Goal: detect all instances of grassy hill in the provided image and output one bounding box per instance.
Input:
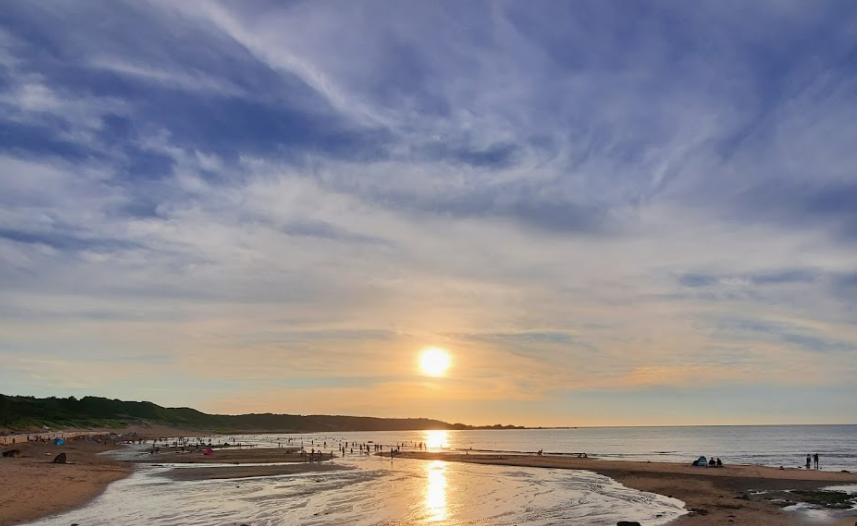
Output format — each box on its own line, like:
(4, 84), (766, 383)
(0, 394), (522, 433)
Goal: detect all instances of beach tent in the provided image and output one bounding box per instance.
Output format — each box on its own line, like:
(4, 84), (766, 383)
(203, 447), (214, 456)
(53, 438), (65, 446)
(692, 456), (707, 466)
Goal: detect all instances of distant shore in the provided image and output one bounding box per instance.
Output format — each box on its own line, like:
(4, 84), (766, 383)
(392, 451), (857, 525)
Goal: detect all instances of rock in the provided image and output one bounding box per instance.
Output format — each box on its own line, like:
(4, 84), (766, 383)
(617, 522), (642, 526)
(2, 449), (21, 458)
(53, 453), (67, 464)
(791, 490), (855, 510)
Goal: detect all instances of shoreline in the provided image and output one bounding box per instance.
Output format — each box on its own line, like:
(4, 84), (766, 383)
(4, 437), (857, 526)
(0, 424), (205, 526)
(391, 452), (857, 525)
(0, 440), (131, 526)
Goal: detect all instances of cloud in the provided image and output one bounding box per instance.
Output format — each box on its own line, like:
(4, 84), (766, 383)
(1, 1), (857, 424)
(679, 269), (821, 288)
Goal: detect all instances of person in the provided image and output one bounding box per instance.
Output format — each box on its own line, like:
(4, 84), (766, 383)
(708, 457), (716, 466)
(716, 458), (723, 466)
(805, 454), (811, 469)
(813, 453), (819, 470)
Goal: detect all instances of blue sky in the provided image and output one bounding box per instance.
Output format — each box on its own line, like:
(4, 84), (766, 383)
(1, 1), (856, 425)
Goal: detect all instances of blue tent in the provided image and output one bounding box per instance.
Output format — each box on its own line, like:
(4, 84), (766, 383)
(53, 438), (65, 446)
(691, 456), (707, 466)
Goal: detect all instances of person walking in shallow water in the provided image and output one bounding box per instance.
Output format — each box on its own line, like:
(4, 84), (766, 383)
(813, 453), (819, 470)
(805, 454), (811, 469)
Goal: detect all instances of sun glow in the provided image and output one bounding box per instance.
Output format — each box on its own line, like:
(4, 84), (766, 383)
(424, 429), (449, 450)
(419, 348), (451, 377)
(424, 460), (448, 522)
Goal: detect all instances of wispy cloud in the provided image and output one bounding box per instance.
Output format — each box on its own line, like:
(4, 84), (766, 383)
(1, 0), (856, 425)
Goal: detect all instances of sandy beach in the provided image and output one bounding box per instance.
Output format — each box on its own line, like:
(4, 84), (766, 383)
(162, 463), (350, 481)
(0, 439), (131, 526)
(139, 447), (346, 480)
(135, 447), (335, 464)
(393, 452), (857, 525)
(5, 437), (857, 526)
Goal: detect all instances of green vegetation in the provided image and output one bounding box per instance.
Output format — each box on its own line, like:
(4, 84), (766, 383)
(0, 394), (523, 433)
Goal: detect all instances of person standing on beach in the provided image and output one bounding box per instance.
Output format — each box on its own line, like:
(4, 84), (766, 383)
(805, 454), (811, 469)
(813, 453), (819, 469)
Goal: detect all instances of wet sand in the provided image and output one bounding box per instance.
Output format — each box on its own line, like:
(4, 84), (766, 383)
(135, 447), (336, 464)
(0, 440), (131, 526)
(394, 452), (857, 525)
(5, 438), (857, 526)
(137, 447), (346, 480)
(162, 463), (350, 481)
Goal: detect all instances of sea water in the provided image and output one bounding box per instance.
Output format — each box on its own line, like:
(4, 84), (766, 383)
(22, 425), (857, 525)
(257, 425), (857, 470)
(25, 454), (685, 526)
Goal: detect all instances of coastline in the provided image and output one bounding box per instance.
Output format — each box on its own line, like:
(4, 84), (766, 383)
(392, 452), (857, 525)
(0, 439), (131, 526)
(4, 436), (857, 526)
(0, 424), (202, 526)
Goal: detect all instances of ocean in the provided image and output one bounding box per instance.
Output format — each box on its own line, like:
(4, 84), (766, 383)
(23, 425), (857, 526)
(327, 425), (857, 471)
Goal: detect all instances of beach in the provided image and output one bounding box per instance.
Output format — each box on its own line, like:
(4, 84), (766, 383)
(0, 439), (131, 526)
(394, 451), (857, 525)
(0, 441), (350, 525)
(4, 433), (857, 525)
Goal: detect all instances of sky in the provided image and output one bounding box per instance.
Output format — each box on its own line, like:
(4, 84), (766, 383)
(1, 1), (856, 427)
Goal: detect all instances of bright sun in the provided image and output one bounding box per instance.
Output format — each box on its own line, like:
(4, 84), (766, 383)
(420, 348), (451, 377)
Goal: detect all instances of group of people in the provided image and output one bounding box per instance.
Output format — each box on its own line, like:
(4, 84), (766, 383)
(691, 456), (723, 467)
(805, 453), (820, 470)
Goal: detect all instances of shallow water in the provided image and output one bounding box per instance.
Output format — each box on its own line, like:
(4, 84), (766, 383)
(23, 425), (857, 525)
(242, 425), (857, 471)
(26, 455), (686, 526)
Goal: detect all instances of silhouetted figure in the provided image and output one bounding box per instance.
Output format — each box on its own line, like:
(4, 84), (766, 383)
(716, 458), (722, 466)
(806, 454), (811, 469)
(813, 453), (819, 470)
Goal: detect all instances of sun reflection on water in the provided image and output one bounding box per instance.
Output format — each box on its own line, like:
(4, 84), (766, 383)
(424, 460), (448, 522)
(424, 429), (449, 450)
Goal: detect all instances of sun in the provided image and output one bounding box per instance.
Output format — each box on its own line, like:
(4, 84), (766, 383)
(420, 348), (451, 377)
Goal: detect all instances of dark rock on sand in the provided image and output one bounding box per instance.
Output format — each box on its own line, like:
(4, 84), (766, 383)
(2, 449), (22, 457)
(53, 452), (67, 464)
(790, 490), (856, 510)
(617, 522), (642, 526)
